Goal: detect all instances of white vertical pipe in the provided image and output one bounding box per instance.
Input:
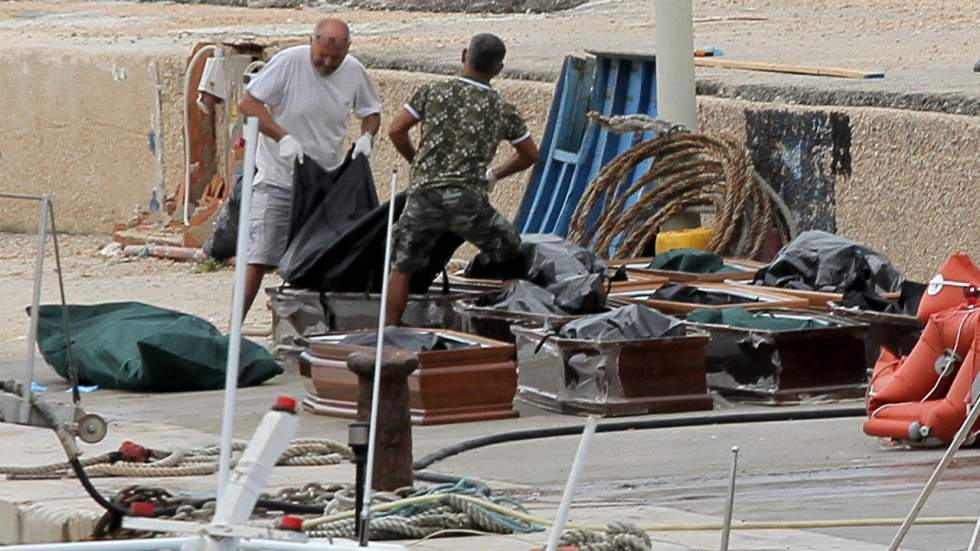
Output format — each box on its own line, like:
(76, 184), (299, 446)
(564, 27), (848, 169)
(655, 0), (698, 130)
(720, 446), (739, 551)
(545, 415), (599, 551)
(216, 116), (259, 501)
(359, 170), (400, 546)
(20, 196), (48, 424)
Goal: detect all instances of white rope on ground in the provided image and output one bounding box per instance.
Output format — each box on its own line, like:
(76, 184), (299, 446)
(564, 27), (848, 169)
(0, 438), (351, 478)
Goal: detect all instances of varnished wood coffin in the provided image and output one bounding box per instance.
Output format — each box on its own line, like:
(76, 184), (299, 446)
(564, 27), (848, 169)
(300, 330), (519, 425)
(511, 325), (714, 416)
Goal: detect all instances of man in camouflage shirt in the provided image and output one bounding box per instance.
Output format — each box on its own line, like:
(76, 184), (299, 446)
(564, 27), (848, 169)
(386, 33), (539, 325)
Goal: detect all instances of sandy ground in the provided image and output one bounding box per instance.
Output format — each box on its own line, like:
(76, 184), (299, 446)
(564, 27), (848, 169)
(0, 0), (976, 99)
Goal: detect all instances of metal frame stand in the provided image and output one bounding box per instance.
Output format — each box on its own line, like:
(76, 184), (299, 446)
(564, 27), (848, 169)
(1, 120), (406, 551)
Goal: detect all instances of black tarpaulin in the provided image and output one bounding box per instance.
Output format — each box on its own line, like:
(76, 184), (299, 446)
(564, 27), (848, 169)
(478, 280), (567, 314)
(652, 283), (759, 306)
(282, 190), (464, 294)
(752, 230), (902, 294)
(547, 273), (607, 313)
(464, 234), (607, 286)
(557, 305), (685, 341)
(843, 280), (926, 316)
(340, 326), (475, 351)
(279, 153), (379, 286)
(203, 167), (245, 261)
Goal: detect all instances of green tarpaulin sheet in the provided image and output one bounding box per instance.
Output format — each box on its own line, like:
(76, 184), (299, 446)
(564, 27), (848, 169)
(687, 307), (828, 331)
(33, 302), (283, 392)
(648, 249), (744, 274)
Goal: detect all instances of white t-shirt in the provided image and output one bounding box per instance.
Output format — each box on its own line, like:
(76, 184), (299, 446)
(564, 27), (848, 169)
(247, 46), (382, 188)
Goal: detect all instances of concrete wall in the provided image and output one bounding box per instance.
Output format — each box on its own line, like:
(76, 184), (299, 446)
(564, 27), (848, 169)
(3, 45), (978, 280)
(0, 46), (190, 233)
(699, 97), (980, 280)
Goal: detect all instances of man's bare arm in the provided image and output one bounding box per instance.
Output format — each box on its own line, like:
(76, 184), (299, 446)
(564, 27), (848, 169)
(490, 137), (539, 181)
(388, 109), (420, 164)
(238, 92), (288, 142)
(360, 112), (381, 138)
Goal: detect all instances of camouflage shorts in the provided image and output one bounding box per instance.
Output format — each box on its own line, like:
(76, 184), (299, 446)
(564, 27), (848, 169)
(391, 186), (520, 273)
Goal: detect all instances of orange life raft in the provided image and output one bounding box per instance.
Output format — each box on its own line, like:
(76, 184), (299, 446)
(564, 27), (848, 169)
(864, 254), (980, 445)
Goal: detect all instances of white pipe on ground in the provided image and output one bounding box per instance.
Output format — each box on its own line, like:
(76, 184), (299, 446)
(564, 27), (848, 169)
(655, 0), (698, 130)
(545, 415), (599, 551)
(216, 116), (259, 502)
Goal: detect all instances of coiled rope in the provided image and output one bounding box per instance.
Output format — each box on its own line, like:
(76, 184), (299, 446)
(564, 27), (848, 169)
(567, 113), (796, 260)
(0, 438), (350, 478)
(560, 521), (653, 551)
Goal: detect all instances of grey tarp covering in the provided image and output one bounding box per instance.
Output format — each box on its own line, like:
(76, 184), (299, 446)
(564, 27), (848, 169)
(752, 230), (902, 294)
(33, 302), (282, 392)
(479, 280), (567, 315)
(557, 304), (685, 341)
(652, 283), (760, 306)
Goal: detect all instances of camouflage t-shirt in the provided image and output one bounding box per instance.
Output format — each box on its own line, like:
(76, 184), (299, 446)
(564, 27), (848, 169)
(405, 77), (530, 191)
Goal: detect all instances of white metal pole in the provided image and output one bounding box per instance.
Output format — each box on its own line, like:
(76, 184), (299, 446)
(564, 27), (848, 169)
(21, 195), (49, 423)
(359, 170), (399, 546)
(545, 415), (599, 551)
(655, 0), (698, 130)
(720, 446), (740, 551)
(968, 508), (980, 551)
(889, 394), (980, 550)
(217, 116), (259, 501)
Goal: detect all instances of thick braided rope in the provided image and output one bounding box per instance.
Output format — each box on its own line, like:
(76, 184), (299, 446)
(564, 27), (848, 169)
(567, 129), (780, 260)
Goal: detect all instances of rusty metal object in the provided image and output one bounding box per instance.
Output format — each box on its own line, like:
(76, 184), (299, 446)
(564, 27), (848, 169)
(347, 350), (417, 492)
(686, 308), (869, 402)
(511, 325), (713, 416)
(301, 330), (518, 425)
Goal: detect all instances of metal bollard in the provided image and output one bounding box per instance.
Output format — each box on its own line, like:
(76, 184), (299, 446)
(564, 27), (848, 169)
(347, 350), (419, 491)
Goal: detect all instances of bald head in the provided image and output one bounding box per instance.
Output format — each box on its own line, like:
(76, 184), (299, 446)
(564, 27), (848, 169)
(314, 19), (350, 45)
(310, 19), (350, 76)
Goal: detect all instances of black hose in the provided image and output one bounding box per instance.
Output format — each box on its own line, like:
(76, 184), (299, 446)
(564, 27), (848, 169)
(413, 405), (866, 470)
(256, 499), (325, 515)
(70, 457), (130, 517)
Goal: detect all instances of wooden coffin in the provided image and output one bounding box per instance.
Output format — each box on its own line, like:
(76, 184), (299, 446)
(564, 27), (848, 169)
(453, 299), (605, 343)
(511, 325), (713, 416)
(727, 280), (902, 311)
(609, 282), (809, 314)
(267, 287), (483, 362)
(685, 309), (869, 402)
(828, 302), (925, 372)
(608, 257), (765, 283)
(445, 268), (666, 293)
(300, 329), (518, 425)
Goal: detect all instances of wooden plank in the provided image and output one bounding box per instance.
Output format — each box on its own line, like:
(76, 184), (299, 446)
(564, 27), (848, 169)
(695, 58), (884, 79)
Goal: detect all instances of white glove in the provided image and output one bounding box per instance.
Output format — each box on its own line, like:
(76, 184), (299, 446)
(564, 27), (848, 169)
(353, 133), (374, 159)
(277, 135), (304, 165)
(485, 167), (498, 194)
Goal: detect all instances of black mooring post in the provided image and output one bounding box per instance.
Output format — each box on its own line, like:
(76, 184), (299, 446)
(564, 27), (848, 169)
(348, 422), (369, 543)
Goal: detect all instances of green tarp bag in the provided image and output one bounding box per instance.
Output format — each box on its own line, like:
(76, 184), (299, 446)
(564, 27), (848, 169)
(33, 302), (283, 392)
(648, 248), (743, 274)
(687, 307), (828, 331)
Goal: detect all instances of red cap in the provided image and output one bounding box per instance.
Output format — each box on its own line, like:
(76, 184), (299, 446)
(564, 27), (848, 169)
(234, 137), (246, 148)
(279, 515), (304, 531)
(273, 395), (297, 414)
(129, 502), (156, 517)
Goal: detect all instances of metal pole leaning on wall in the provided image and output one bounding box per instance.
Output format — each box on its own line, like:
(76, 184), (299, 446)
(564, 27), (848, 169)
(0, 192), (50, 424)
(655, 0), (698, 130)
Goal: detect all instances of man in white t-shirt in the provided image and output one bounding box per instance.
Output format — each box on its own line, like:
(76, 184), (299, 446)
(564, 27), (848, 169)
(238, 18), (382, 318)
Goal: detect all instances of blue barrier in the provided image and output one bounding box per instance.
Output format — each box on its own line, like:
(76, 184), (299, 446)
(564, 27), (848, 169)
(516, 52), (659, 247)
